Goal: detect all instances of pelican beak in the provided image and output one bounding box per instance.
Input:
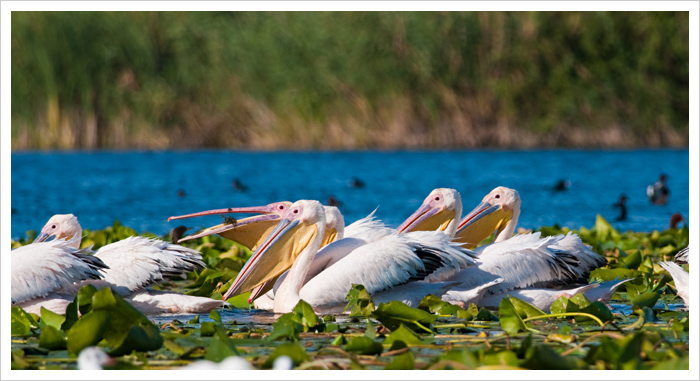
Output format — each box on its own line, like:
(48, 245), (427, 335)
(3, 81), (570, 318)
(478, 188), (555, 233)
(397, 203), (456, 233)
(320, 227), (338, 248)
(177, 214), (282, 250)
(455, 201), (513, 248)
(34, 232), (52, 243)
(169, 204), (289, 250)
(222, 218), (318, 301)
(168, 205), (281, 222)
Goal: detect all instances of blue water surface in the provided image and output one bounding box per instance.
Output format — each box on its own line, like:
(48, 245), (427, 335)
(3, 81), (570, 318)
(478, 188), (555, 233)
(10, 149), (690, 240)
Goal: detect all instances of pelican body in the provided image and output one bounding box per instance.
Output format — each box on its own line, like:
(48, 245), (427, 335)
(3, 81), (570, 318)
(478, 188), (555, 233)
(29, 214), (220, 315)
(224, 200), (476, 313)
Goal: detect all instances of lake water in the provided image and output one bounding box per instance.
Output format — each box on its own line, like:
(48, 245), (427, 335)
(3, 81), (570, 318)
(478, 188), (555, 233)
(10, 149), (689, 240)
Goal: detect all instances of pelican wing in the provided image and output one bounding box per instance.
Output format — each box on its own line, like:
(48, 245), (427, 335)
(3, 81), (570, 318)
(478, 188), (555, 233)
(675, 247), (689, 264)
(660, 261), (689, 307)
(299, 231), (475, 309)
(11, 238), (107, 304)
(446, 232), (587, 294)
(77, 236), (205, 295)
(548, 232), (607, 279)
(344, 209), (394, 241)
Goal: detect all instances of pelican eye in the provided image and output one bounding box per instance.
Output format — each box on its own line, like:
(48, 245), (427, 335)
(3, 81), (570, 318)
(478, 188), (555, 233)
(51, 224), (57, 229)
(434, 196), (441, 201)
(495, 195), (500, 199)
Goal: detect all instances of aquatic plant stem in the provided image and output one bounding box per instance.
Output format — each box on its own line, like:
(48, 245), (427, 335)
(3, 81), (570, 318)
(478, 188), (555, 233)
(522, 312), (605, 327)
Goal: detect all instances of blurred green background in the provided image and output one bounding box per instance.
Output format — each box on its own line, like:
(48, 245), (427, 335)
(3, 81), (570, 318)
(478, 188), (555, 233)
(11, 11), (689, 150)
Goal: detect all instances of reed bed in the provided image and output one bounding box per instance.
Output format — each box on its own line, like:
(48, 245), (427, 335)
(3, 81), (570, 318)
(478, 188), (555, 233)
(11, 11), (689, 150)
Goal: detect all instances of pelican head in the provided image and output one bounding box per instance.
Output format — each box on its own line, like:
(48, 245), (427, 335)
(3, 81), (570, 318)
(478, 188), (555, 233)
(168, 201), (292, 249)
(35, 214), (83, 249)
(322, 206), (345, 247)
(455, 186), (521, 248)
(222, 200), (325, 301)
(397, 188), (462, 237)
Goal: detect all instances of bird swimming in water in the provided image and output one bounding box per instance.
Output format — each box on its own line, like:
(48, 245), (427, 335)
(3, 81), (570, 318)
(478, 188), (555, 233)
(177, 189), (186, 198)
(351, 177), (365, 189)
(647, 174), (669, 205)
(170, 225), (191, 244)
(327, 195), (342, 207)
(613, 194), (627, 221)
(553, 179), (571, 192)
(232, 178), (248, 192)
(669, 212), (685, 229)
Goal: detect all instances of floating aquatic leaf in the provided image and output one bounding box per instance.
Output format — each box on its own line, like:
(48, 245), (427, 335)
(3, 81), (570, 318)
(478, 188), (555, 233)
(90, 287), (164, 356)
(371, 301), (436, 333)
(476, 307), (499, 322)
(330, 334), (347, 346)
(418, 294), (462, 316)
(204, 327), (239, 362)
(507, 295), (545, 319)
(632, 291), (660, 309)
(227, 292), (252, 309)
(292, 300), (319, 330)
(498, 297), (528, 335)
(483, 350), (519, 367)
(262, 343), (308, 368)
(267, 313), (303, 341)
(385, 350), (415, 370)
(66, 310), (111, 355)
(40, 307), (66, 331)
(383, 324), (424, 346)
(39, 325), (67, 351)
(521, 344), (582, 370)
(11, 307), (37, 337)
(440, 348), (479, 369)
(345, 284), (375, 317)
(200, 322), (217, 337)
(589, 267), (639, 282)
(623, 250), (642, 269)
(345, 336), (383, 355)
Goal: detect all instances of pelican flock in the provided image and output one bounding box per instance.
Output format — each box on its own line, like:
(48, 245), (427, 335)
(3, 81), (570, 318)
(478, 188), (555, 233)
(13, 185), (683, 320)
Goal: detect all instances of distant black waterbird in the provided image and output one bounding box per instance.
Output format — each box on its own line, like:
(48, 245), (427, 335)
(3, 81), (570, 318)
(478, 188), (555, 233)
(177, 189), (186, 198)
(351, 177), (365, 189)
(171, 225), (191, 244)
(553, 179), (571, 192)
(232, 178), (248, 192)
(327, 195), (342, 207)
(613, 195), (628, 221)
(647, 174), (669, 205)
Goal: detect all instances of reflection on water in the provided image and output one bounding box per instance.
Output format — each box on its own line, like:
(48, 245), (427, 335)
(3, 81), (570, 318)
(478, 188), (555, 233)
(11, 149), (689, 239)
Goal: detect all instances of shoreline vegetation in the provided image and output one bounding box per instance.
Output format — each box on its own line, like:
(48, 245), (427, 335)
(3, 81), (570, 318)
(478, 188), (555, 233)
(11, 12), (689, 151)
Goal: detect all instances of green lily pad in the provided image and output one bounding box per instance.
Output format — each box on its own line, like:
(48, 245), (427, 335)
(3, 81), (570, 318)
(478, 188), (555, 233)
(521, 344), (582, 370)
(204, 327), (239, 362)
(507, 295), (546, 318)
(371, 301), (436, 333)
(383, 324), (424, 346)
(498, 297), (528, 335)
(418, 294), (462, 315)
(40, 307), (66, 330)
(292, 299), (319, 330)
(345, 284), (375, 317)
(262, 343), (308, 368)
(200, 322), (217, 337)
(385, 350), (415, 370)
(345, 336), (383, 355)
(66, 310), (111, 355)
(39, 325), (67, 351)
(632, 291), (660, 309)
(11, 306), (38, 337)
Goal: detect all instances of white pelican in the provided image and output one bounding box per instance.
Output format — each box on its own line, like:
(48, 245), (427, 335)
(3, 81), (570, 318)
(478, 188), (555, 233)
(12, 235), (108, 305)
(224, 200), (476, 313)
(252, 189), (460, 309)
(30, 214), (221, 315)
(397, 187), (606, 307)
(660, 247), (689, 308)
(450, 187), (604, 283)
